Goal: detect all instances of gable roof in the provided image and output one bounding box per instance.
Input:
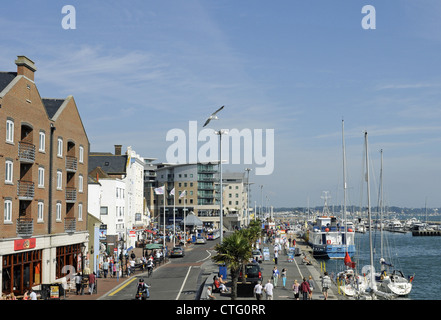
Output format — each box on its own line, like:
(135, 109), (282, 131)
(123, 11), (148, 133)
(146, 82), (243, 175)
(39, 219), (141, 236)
(41, 98), (66, 119)
(0, 72), (17, 94)
(89, 153), (128, 175)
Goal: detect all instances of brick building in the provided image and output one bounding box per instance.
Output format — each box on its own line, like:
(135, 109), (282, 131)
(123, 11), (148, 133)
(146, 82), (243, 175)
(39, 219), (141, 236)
(0, 56), (89, 296)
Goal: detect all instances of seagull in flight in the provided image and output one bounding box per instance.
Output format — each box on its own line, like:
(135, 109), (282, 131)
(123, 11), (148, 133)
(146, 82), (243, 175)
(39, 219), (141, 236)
(203, 105), (224, 127)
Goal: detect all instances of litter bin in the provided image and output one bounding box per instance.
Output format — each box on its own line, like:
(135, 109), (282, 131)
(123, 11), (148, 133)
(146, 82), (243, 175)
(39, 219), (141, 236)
(218, 265), (227, 279)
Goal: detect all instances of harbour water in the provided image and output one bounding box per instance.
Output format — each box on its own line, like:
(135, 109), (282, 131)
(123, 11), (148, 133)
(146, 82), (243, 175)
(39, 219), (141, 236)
(325, 229), (441, 300)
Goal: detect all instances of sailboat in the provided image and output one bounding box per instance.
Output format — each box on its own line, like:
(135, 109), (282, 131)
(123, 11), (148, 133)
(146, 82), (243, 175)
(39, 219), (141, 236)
(374, 150), (413, 297)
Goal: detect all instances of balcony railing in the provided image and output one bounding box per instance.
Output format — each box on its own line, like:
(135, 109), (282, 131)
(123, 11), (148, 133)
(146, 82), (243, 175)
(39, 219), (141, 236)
(65, 156), (78, 172)
(18, 141), (35, 163)
(66, 187), (77, 203)
(17, 180), (35, 200)
(64, 217), (76, 233)
(16, 217), (34, 237)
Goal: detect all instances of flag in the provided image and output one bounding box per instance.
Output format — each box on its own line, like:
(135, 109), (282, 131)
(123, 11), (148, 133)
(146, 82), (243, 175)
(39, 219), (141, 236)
(154, 186), (165, 195)
(344, 251), (356, 268)
(170, 188), (175, 196)
(179, 190), (186, 198)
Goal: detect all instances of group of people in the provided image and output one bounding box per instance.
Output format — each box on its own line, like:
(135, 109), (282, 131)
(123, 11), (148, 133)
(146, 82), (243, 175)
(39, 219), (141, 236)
(101, 250), (158, 279)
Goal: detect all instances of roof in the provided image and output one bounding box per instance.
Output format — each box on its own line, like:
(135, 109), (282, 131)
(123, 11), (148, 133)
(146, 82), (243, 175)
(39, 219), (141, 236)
(181, 213), (203, 226)
(41, 98), (66, 119)
(0, 72), (17, 94)
(89, 154), (128, 175)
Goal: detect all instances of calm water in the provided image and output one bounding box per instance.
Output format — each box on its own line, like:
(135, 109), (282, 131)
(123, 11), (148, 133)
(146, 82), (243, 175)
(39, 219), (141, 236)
(326, 230), (441, 300)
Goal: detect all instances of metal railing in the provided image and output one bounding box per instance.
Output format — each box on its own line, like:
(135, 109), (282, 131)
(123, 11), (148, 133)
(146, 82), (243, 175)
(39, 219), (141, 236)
(18, 141), (35, 162)
(16, 217), (34, 237)
(17, 180), (35, 199)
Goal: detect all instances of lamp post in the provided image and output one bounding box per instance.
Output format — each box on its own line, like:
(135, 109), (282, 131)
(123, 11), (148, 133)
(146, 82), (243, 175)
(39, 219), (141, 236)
(245, 168), (252, 226)
(215, 129), (228, 243)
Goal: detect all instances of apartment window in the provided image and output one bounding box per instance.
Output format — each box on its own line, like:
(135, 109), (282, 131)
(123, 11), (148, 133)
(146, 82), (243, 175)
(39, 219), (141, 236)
(56, 202), (62, 221)
(57, 170), (62, 190)
(190, 182), (193, 187)
(39, 131), (46, 152)
(78, 203), (83, 221)
(4, 199), (12, 223)
(6, 119), (14, 143)
(100, 207), (108, 216)
(78, 174), (83, 193)
(38, 201), (44, 222)
(79, 145), (84, 163)
(57, 138), (63, 157)
(38, 167), (45, 187)
(5, 160), (13, 184)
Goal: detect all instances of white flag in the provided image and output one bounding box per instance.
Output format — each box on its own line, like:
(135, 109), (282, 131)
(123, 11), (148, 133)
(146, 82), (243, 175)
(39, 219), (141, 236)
(170, 188), (175, 196)
(154, 186), (165, 195)
(179, 190), (186, 198)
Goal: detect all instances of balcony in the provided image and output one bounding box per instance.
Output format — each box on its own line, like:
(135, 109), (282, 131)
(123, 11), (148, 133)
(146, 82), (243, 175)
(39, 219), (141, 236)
(18, 141), (35, 163)
(17, 180), (35, 200)
(66, 187), (77, 203)
(64, 217), (76, 233)
(65, 156), (78, 172)
(16, 217), (34, 237)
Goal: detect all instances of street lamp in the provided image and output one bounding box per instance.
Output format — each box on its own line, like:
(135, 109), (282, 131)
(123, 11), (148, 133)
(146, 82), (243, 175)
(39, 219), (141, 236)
(245, 168), (252, 226)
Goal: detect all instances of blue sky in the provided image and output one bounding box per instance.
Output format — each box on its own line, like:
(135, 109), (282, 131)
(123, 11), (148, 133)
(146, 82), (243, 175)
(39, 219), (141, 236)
(2, 0), (441, 209)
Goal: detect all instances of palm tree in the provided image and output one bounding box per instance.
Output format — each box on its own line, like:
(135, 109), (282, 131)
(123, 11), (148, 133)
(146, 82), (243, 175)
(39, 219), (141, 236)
(212, 230), (252, 299)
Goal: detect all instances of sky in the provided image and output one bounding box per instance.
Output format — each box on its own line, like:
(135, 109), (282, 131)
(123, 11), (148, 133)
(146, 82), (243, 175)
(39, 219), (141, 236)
(2, 0), (441, 209)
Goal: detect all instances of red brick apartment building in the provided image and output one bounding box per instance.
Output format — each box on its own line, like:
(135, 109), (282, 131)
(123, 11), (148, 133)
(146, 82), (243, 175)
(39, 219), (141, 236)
(0, 56), (89, 296)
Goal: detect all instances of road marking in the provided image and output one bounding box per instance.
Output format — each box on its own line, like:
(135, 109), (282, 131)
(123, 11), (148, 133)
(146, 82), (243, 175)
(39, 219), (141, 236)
(196, 250), (212, 263)
(176, 266), (192, 300)
(108, 277), (138, 296)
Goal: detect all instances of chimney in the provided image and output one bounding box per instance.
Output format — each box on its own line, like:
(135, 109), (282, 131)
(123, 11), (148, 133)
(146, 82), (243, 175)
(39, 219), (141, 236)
(15, 56), (37, 81)
(114, 145), (122, 155)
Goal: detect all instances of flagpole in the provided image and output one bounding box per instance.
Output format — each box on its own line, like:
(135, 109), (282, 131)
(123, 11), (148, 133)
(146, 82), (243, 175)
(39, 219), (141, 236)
(173, 189), (176, 247)
(163, 190), (166, 250)
(184, 192), (187, 247)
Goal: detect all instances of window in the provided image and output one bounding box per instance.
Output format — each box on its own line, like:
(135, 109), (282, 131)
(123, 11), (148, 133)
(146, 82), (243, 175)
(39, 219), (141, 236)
(38, 167), (45, 187)
(57, 138), (63, 157)
(100, 206), (108, 216)
(38, 201), (44, 222)
(5, 160), (13, 184)
(57, 170), (62, 190)
(56, 202), (62, 221)
(6, 119), (14, 143)
(78, 174), (83, 193)
(79, 145), (84, 163)
(78, 203), (83, 221)
(39, 131), (45, 152)
(4, 199), (12, 223)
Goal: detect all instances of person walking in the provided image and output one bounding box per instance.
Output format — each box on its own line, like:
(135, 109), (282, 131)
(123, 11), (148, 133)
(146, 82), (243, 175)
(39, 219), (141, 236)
(272, 266), (280, 287)
(281, 268), (287, 288)
(321, 271), (332, 300)
(264, 279), (274, 300)
(103, 260), (109, 278)
(292, 279), (300, 300)
(254, 281), (263, 300)
(300, 277), (311, 300)
(74, 273), (82, 295)
(307, 275), (315, 300)
(88, 272), (96, 295)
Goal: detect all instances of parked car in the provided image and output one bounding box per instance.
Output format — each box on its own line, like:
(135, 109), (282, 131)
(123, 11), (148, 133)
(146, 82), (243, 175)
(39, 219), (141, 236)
(196, 237), (206, 244)
(252, 249), (263, 263)
(238, 263), (263, 285)
(170, 246), (185, 257)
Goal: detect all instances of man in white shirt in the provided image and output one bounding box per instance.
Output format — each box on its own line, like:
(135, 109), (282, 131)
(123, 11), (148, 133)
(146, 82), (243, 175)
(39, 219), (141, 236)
(263, 279), (274, 300)
(254, 281), (263, 300)
(29, 288), (37, 300)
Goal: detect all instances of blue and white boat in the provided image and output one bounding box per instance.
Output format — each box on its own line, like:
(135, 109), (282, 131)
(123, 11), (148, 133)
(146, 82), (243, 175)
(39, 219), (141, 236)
(308, 215), (356, 259)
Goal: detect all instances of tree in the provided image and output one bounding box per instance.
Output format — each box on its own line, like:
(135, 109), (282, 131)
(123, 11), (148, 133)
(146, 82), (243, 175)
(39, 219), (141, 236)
(212, 230), (252, 299)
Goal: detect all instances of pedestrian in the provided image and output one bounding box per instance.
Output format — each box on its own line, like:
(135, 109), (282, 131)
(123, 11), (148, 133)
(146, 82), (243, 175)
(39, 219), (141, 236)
(300, 277), (311, 300)
(321, 271), (332, 300)
(281, 268), (287, 288)
(103, 260), (109, 278)
(308, 275), (315, 300)
(263, 279), (274, 300)
(29, 288), (37, 300)
(272, 266), (280, 287)
(109, 260), (114, 278)
(88, 272), (96, 295)
(292, 279), (300, 300)
(274, 250), (278, 265)
(74, 272), (82, 295)
(254, 281), (263, 300)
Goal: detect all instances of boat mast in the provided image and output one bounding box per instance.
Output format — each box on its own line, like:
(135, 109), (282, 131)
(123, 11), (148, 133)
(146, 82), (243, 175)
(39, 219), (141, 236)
(380, 149), (384, 263)
(365, 132), (375, 291)
(342, 120), (348, 253)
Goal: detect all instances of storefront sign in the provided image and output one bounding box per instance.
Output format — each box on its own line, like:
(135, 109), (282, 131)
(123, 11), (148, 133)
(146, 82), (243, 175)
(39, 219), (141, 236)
(14, 238), (36, 251)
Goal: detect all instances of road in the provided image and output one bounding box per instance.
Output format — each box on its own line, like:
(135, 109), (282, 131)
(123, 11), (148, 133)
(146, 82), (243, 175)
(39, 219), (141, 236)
(101, 239), (219, 300)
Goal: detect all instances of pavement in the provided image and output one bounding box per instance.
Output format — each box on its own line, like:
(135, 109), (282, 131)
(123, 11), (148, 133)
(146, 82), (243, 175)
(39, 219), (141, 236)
(62, 235), (342, 301)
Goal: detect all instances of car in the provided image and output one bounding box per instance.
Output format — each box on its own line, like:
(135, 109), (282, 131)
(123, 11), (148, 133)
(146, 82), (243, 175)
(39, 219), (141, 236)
(170, 246), (185, 257)
(252, 249), (263, 263)
(196, 237), (206, 244)
(238, 263), (263, 285)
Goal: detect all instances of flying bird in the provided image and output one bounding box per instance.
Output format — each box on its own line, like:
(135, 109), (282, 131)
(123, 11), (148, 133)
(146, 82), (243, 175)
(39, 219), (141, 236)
(203, 105), (224, 127)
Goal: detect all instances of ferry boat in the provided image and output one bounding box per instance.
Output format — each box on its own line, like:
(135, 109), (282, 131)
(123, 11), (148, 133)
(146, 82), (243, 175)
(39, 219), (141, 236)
(308, 216), (356, 259)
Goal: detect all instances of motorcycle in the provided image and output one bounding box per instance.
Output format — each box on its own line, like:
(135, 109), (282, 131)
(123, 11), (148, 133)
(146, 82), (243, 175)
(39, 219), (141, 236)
(135, 281), (150, 300)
